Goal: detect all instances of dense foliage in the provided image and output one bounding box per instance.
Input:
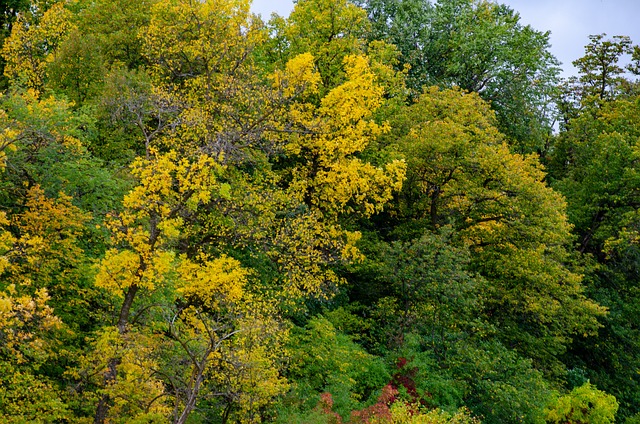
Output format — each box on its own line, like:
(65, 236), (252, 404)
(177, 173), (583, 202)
(0, 0), (638, 422)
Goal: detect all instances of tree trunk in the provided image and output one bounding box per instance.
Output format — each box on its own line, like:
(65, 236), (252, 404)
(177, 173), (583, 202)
(93, 284), (140, 424)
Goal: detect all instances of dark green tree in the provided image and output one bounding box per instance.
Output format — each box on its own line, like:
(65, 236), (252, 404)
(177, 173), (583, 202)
(548, 34), (640, 420)
(556, 34), (637, 130)
(357, 0), (560, 153)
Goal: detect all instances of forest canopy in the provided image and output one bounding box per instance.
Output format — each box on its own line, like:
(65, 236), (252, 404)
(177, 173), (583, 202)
(0, 0), (639, 423)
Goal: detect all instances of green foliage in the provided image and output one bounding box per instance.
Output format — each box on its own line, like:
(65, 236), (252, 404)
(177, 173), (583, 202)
(627, 413), (640, 424)
(548, 59), (640, 416)
(0, 90), (128, 214)
(73, 0), (155, 70)
(380, 228), (480, 359)
(284, 316), (391, 417)
(0, 361), (71, 423)
(388, 86), (604, 373)
(391, 334), (466, 411)
(386, 335), (552, 423)
(360, 0), (560, 152)
(573, 34), (634, 100)
(545, 382), (618, 424)
(0, 2), (636, 423)
(47, 28), (106, 105)
(451, 341), (552, 424)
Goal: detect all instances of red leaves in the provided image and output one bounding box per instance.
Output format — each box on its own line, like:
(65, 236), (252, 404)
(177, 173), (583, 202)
(318, 357), (433, 423)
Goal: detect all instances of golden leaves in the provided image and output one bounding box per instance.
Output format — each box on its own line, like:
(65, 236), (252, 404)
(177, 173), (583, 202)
(94, 249), (175, 295)
(271, 52), (320, 98)
(2, 3), (74, 92)
(320, 55), (384, 129)
(0, 212), (16, 276)
(177, 254), (247, 307)
(0, 285), (62, 364)
(96, 147), (226, 299)
(0, 110), (18, 172)
(283, 54), (406, 218)
(124, 150), (220, 218)
(0, 185), (90, 290)
(141, 0), (264, 85)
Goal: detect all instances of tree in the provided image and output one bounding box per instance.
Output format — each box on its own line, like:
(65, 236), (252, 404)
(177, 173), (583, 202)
(5, 1), (624, 421)
(2, 2), (72, 92)
(43, 0), (158, 106)
(573, 34), (634, 100)
(555, 34), (640, 132)
(388, 86), (604, 374)
(90, 145), (225, 422)
(359, 0), (560, 153)
(0, 89), (123, 328)
(264, 0), (409, 109)
(545, 382), (618, 424)
(548, 81), (640, 419)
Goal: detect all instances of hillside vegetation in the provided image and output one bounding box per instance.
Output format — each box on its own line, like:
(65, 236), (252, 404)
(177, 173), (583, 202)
(1, 0), (639, 422)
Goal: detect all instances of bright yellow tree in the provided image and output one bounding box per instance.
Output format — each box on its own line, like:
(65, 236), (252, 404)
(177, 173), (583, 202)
(277, 53), (405, 218)
(2, 2), (73, 92)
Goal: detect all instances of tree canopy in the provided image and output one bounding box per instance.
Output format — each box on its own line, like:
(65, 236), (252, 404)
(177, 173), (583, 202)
(0, 0), (638, 423)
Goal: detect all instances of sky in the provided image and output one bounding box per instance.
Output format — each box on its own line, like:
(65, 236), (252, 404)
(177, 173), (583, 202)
(250, 0), (640, 78)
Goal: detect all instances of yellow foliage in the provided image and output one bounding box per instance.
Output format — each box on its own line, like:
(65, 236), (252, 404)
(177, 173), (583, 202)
(0, 286), (62, 365)
(123, 150), (221, 219)
(83, 327), (172, 422)
(142, 0), (264, 85)
(96, 146), (226, 301)
(376, 402), (480, 424)
(283, 0), (370, 90)
(271, 52), (321, 98)
(282, 54), (406, 217)
(2, 3), (74, 91)
(0, 185), (90, 290)
(139, 0), (274, 163)
(197, 299), (290, 423)
(0, 212), (16, 275)
(176, 254), (247, 307)
(0, 110), (19, 172)
(94, 248), (175, 296)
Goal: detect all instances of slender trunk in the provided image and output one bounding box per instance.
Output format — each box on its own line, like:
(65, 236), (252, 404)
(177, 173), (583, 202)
(221, 401), (233, 424)
(175, 372), (204, 424)
(94, 284), (140, 424)
(117, 284), (140, 334)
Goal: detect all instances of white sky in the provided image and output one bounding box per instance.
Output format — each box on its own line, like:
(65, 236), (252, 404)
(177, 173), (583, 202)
(250, 0), (640, 78)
